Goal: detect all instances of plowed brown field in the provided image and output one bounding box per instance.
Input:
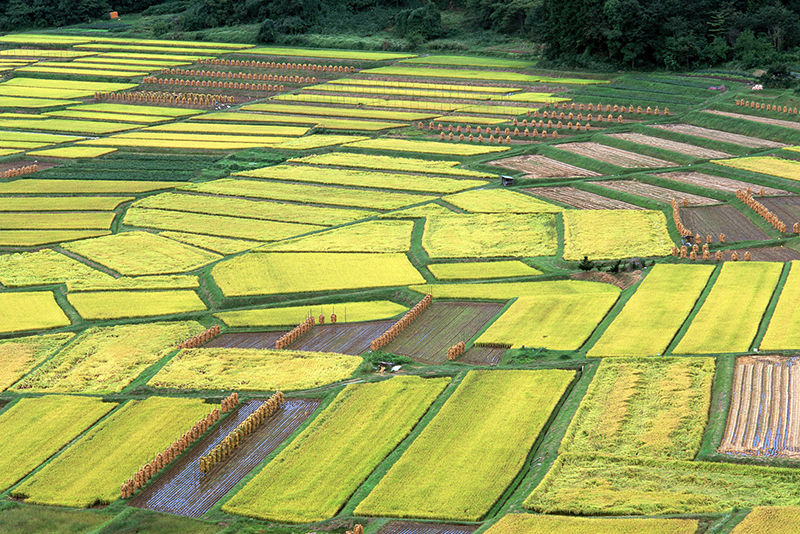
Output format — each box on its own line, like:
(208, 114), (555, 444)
(488, 154), (600, 178)
(595, 179), (720, 206)
(680, 204), (769, 242)
(554, 142), (678, 168)
(655, 171), (788, 195)
(526, 186), (643, 210)
(651, 123), (786, 148)
(608, 132), (732, 159)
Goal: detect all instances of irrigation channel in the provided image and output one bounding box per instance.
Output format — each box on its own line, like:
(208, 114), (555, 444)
(129, 398), (320, 516)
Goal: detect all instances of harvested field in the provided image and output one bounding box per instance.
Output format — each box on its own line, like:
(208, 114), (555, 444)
(719, 356), (800, 458)
(757, 197), (800, 227)
(286, 321), (394, 355)
(705, 110), (800, 131)
(656, 171), (789, 196)
(459, 345), (506, 365)
(608, 132), (732, 159)
(594, 180), (721, 206)
(526, 186), (644, 210)
(385, 301), (505, 364)
(487, 155), (600, 178)
(679, 204), (769, 242)
(204, 332), (285, 349)
(553, 142), (678, 168)
(724, 247), (800, 261)
(651, 123), (786, 149)
(378, 521), (478, 534)
(129, 398), (320, 517)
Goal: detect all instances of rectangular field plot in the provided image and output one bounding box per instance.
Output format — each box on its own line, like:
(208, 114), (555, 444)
(423, 214), (557, 259)
(561, 357), (714, 459)
(428, 261), (541, 280)
(732, 246), (800, 261)
(0, 248), (113, 288)
(460, 346), (507, 365)
(0, 179), (176, 194)
(13, 397), (212, 508)
(674, 262), (783, 355)
(355, 370), (575, 521)
(731, 507), (800, 534)
(216, 301), (406, 328)
(655, 171), (788, 195)
(553, 142), (678, 168)
(651, 123), (786, 149)
(761, 262), (800, 350)
(149, 349), (361, 391)
(291, 152), (492, 178)
(124, 207), (323, 242)
(0, 196), (132, 212)
(67, 290), (206, 320)
(526, 187), (643, 210)
(11, 321), (203, 394)
(0, 230), (111, 247)
(562, 210), (674, 260)
(608, 133), (732, 158)
(720, 356), (800, 457)
(0, 396), (116, 492)
(0, 333), (73, 391)
(222, 376), (450, 524)
(0, 292), (69, 334)
(133, 192), (372, 226)
(240, 104), (435, 121)
(411, 280), (620, 300)
(679, 204), (769, 242)
(204, 332), (284, 350)
(182, 179), (435, 210)
(706, 109), (800, 131)
(475, 293), (619, 350)
(485, 513), (698, 534)
(713, 156), (800, 182)
(594, 180), (721, 206)
(442, 189), (562, 214)
(588, 264), (714, 357)
(524, 452), (800, 515)
(62, 232), (221, 276)
(385, 302), (505, 364)
(129, 398), (321, 517)
(236, 164), (487, 194)
(286, 321), (395, 355)
(0, 211), (115, 230)
(212, 252), (425, 297)
(344, 138), (510, 156)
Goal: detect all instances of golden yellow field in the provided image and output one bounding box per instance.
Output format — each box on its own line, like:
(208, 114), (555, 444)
(0, 292), (70, 334)
(0, 333), (74, 391)
(148, 348), (362, 391)
(215, 300), (407, 327)
(67, 290), (207, 320)
(562, 210), (674, 260)
(423, 214), (557, 258)
(11, 321), (203, 394)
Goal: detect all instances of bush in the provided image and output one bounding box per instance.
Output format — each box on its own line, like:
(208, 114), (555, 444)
(395, 1), (442, 40)
(758, 63), (797, 89)
(257, 17), (278, 43)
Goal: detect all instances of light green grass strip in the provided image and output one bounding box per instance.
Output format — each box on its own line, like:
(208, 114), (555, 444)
(246, 47), (416, 60)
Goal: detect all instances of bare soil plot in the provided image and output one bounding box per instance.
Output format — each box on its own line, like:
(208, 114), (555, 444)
(705, 109), (800, 131)
(0, 161), (58, 173)
(554, 142), (678, 168)
(204, 331), (285, 349)
(680, 204), (769, 242)
(286, 320), (395, 355)
(656, 171), (789, 196)
(757, 197), (800, 227)
(526, 186), (643, 210)
(608, 132), (732, 159)
(487, 154), (600, 179)
(385, 301), (505, 364)
(719, 356), (800, 458)
(459, 346), (506, 365)
(594, 180), (721, 206)
(723, 247), (800, 261)
(651, 123), (786, 149)
(129, 398), (320, 517)
(378, 521), (478, 534)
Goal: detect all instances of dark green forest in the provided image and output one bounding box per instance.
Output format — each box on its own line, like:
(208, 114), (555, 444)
(3, 0), (800, 71)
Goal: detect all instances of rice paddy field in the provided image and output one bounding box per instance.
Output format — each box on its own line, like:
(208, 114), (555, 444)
(2, 34), (800, 534)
